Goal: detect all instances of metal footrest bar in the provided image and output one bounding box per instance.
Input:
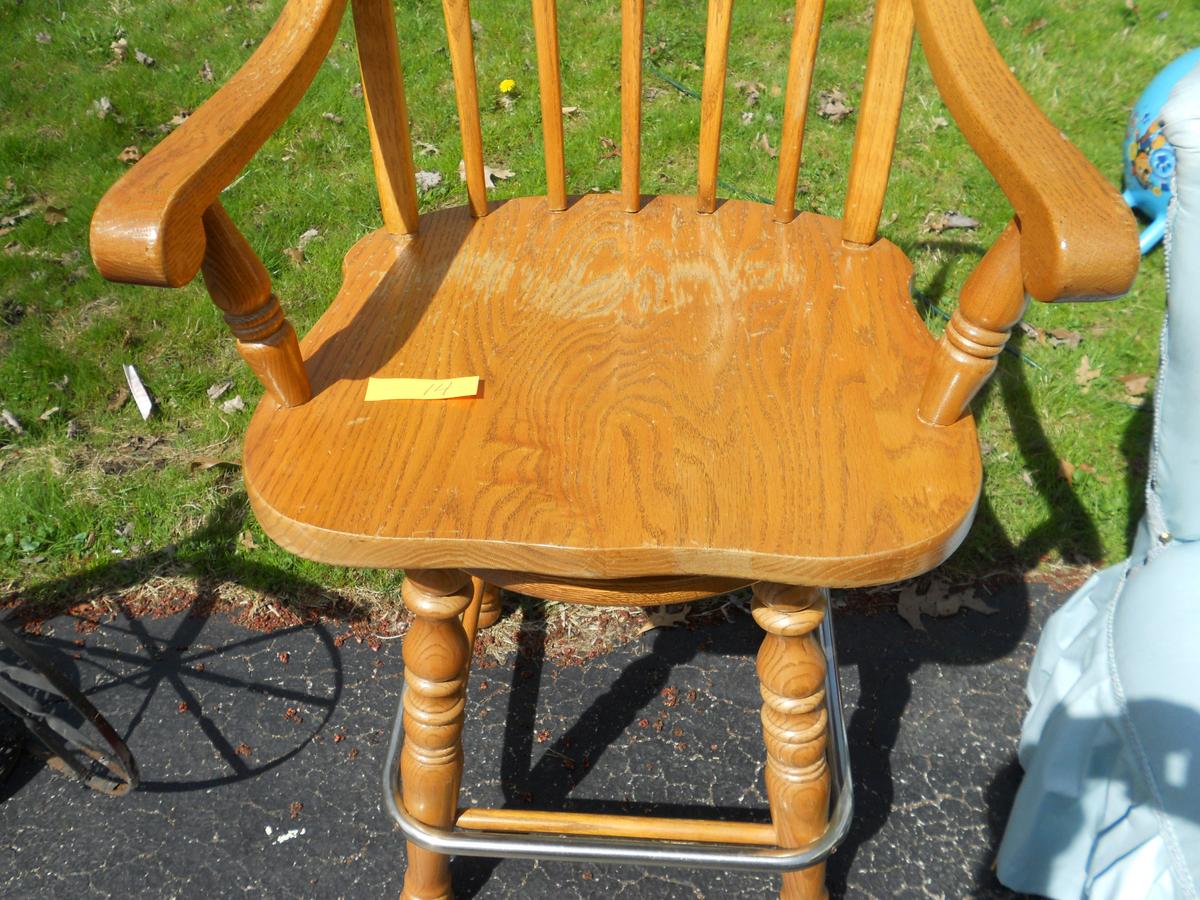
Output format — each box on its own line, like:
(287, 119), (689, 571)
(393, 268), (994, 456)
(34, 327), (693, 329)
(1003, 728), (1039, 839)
(384, 611), (852, 874)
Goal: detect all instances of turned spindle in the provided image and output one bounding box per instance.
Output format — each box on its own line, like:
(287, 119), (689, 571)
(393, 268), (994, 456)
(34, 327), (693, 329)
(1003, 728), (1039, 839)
(753, 583), (832, 900)
(399, 569), (473, 900)
(200, 202), (311, 407)
(918, 220), (1027, 425)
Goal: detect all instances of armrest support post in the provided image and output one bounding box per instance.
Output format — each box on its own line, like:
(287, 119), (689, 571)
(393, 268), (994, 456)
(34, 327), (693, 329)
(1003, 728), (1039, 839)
(201, 203), (311, 408)
(918, 220), (1027, 425)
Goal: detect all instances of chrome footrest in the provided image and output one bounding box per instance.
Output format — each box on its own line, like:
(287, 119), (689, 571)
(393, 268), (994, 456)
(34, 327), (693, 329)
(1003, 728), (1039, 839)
(383, 611), (853, 874)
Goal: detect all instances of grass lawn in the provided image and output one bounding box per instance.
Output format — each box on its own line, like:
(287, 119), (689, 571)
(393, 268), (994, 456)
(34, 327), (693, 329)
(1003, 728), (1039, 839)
(1, 0), (1195, 620)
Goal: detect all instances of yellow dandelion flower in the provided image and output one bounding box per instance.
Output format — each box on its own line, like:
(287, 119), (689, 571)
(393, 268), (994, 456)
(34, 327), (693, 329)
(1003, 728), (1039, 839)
(499, 78), (517, 94)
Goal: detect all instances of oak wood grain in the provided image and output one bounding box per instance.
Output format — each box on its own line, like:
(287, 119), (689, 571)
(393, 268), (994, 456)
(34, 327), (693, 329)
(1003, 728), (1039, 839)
(773, 0), (825, 224)
(243, 194), (981, 587)
(697, 0), (734, 214)
(455, 807), (776, 846)
(442, 0), (488, 218)
(465, 570), (748, 606)
(841, 0), (914, 245)
(621, 0), (646, 213)
(352, 0), (420, 235)
(919, 220), (1028, 425)
(89, 0), (348, 288)
(912, 0), (1138, 299)
(531, 0), (567, 211)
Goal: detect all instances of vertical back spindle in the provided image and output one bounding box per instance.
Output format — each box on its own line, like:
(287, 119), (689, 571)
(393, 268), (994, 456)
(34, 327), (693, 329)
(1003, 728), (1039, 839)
(531, 0), (567, 210)
(841, 0), (915, 244)
(697, 0), (735, 214)
(621, 0), (645, 213)
(352, 0), (420, 234)
(442, 0), (488, 217)
(772, 0), (825, 224)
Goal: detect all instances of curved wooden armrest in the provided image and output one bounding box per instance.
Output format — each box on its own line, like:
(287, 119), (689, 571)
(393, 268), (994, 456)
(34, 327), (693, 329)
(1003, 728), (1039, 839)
(90, 0), (348, 288)
(913, 0), (1138, 302)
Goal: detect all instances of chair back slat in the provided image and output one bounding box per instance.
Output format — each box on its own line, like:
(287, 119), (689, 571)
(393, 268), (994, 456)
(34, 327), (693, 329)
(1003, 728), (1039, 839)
(621, 0), (645, 213)
(351, 0), (419, 234)
(697, 0), (735, 214)
(841, 0), (915, 244)
(532, 0), (567, 210)
(357, 1), (918, 236)
(773, 0), (825, 223)
(442, 0), (488, 217)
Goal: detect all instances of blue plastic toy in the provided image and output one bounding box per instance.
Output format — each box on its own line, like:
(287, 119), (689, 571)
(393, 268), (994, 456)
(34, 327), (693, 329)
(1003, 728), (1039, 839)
(1123, 48), (1200, 254)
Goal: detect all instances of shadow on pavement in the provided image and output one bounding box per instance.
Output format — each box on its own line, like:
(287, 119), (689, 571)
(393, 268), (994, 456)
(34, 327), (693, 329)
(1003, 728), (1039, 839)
(2, 495), (346, 795)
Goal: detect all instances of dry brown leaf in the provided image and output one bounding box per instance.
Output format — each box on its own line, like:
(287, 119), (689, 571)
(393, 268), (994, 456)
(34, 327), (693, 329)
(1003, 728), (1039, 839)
(817, 88), (854, 123)
(206, 379), (234, 402)
(1023, 16), (1049, 35)
(160, 110), (191, 133)
(111, 38), (128, 61)
(220, 394), (246, 413)
(283, 246), (305, 267)
(188, 456), (241, 472)
(561, 105), (580, 117)
(1075, 354), (1101, 389)
(199, 59), (214, 81)
(921, 210), (980, 233)
(598, 137), (620, 160)
(1019, 322), (1045, 343)
(896, 580), (996, 630)
(1046, 327), (1082, 349)
(36, 31), (52, 44)
(117, 146), (142, 164)
(238, 529), (258, 550)
(1075, 462), (1111, 484)
(106, 386), (130, 411)
(415, 170), (442, 192)
(457, 159), (516, 187)
(753, 131), (778, 158)
(636, 604), (692, 635)
(42, 206), (67, 225)
(734, 79), (765, 107)
(1058, 459), (1076, 482)
(1117, 373), (1151, 397)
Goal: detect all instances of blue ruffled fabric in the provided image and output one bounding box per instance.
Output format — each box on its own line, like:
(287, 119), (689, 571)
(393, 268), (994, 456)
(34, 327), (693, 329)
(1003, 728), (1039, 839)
(995, 62), (1200, 900)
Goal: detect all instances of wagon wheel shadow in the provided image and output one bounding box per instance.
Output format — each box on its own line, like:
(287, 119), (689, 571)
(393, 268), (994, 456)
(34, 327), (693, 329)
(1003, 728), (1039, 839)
(2, 493), (345, 796)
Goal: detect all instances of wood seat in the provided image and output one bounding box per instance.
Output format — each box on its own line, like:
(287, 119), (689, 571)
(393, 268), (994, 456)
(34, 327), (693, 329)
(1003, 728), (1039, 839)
(244, 194), (980, 588)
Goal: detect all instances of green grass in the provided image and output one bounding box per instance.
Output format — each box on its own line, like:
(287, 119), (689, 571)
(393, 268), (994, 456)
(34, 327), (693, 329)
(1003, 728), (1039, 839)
(1, 0), (1195, 612)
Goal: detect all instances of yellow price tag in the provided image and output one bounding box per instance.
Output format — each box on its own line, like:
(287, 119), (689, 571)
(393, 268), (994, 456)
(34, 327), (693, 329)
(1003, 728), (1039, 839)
(364, 376), (481, 402)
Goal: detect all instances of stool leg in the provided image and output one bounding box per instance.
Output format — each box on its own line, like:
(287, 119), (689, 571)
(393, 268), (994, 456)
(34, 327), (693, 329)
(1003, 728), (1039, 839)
(400, 569), (473, 900)
(477, 581), (502, 630)
(753, 583), (831, 900)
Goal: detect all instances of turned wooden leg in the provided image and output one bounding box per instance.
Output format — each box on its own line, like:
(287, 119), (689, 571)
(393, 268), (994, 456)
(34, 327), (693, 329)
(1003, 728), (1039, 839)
(753, 583), (831, 900)
(477, 582), (502, 630)
(400, 569), (473, 900)
(918, 219), (1028, 425)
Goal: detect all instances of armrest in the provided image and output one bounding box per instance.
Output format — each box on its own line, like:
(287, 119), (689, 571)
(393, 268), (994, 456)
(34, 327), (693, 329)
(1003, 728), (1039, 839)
(912, 0), (1138, 301)
(90, 0), (348, 288)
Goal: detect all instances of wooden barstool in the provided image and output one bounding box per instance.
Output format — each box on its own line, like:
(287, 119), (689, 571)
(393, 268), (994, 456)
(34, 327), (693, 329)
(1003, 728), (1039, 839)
(89, 0), (1138, 895)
